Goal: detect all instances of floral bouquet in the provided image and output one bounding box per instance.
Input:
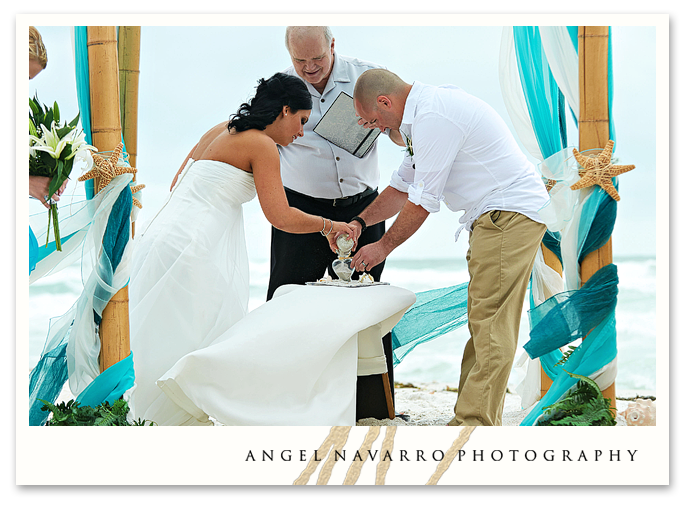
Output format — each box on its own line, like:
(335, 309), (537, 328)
(29, 95), (95, 250)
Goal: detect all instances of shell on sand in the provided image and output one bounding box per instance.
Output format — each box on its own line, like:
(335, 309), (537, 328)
(618, 398), (656, 426)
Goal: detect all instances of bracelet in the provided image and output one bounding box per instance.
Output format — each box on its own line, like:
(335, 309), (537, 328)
(320, 217), (327, 235)
(320, 218), (333, 236)
(351, 216), (367, 233)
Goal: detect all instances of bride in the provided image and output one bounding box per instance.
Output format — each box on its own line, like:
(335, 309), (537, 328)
(128, 73), (354, 425)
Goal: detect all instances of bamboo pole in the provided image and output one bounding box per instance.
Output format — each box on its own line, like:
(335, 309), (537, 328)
(118, 26), (141, 170)
(577, 26), (616, 411)
(87, 26), (131, 372)
(118, 26), (141, 238)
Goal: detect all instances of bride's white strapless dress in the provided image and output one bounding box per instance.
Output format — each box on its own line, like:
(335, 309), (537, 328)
(129, 159), (256, 425)
(129, 159), (416, 426)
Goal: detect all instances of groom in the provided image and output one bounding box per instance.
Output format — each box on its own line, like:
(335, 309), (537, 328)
(348, 69), (549, 426)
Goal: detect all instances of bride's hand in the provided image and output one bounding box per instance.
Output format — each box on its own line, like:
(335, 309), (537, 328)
(326, 222), (356, 253)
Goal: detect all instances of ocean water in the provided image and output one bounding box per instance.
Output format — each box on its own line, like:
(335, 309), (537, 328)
(27, 256), (657, 394)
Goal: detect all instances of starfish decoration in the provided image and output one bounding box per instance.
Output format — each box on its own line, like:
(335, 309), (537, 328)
(545, 178), (557, 192)
(569, 140), (635, 201)
(78, 142), (145, 208)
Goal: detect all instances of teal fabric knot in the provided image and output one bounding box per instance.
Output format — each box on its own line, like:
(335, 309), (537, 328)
(524, 263), (619, 360)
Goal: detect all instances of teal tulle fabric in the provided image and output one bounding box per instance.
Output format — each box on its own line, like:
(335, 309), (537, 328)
(75, 352), (135, 408)
(93, 187), (133, 325)
(74, 26), (95, 200)
(392, 283), (469, 367)
(513, 26), (567, 159)
(29, 227), (38, 273)
(29, 341), (69, 425)
(524, 264), (618, 359)
(577, 183), (618, 264)
(541, 230), (563, 268)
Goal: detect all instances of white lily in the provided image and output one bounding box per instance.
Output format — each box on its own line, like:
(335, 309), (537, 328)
(29, 122), (70, 159)
(29, 123), (96, 162)
(75, 147), (95, 173)
(66, 129), (96, 161)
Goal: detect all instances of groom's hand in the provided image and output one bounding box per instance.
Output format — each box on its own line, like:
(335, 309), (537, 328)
(351, 241), (387, 273)
(356, 117), (378, 130)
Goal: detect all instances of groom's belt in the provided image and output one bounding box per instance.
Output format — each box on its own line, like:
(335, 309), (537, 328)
(285, 187), (377, 207)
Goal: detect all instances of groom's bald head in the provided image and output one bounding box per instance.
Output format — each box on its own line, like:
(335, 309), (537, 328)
(354, 69), (409, 113)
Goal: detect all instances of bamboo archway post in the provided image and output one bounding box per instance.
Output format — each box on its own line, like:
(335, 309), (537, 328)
(118, 26), (141, 237)
(87, 26), (131, 373)
(577, 25), (617, 411)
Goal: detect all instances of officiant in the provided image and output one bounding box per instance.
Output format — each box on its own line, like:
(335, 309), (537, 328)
(349, 69), (549, 426)
(266, 26), (404, 421)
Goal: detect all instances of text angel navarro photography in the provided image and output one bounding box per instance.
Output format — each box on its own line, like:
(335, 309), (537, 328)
(244, 448), (640, 463)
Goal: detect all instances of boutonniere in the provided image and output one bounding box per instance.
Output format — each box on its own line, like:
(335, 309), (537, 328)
(403, 133), (414, 158)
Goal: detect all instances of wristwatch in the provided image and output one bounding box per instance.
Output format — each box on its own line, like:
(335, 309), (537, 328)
(351, 216), (367, 233)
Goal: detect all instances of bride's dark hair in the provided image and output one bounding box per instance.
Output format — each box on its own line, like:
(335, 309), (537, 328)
(228, 73), (312, 132)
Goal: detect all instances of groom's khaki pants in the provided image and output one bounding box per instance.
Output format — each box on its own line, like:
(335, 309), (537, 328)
(448, 210), (546, 426)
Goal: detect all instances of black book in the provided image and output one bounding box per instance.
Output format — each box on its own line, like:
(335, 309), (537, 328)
(313, 92), (380, 158)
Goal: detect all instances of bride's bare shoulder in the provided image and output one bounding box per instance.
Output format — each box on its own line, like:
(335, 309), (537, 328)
(195, 126), (275, 170)
(224, 128), (277, 155)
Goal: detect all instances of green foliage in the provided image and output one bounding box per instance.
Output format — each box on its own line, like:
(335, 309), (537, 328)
(29, 94), (79, 137)
(39, 398), (155, 426)
(554, 345), (578, 366)
(536, 371), (616, 426)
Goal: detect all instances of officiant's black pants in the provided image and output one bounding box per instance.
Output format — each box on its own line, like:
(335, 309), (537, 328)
(267, 187), (396, 421)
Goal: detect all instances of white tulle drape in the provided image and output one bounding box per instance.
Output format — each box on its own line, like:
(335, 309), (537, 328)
(538, 26), (580, 119)
(32, 174), (135, 397)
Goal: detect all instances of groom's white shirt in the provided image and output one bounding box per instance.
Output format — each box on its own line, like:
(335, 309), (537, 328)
(279, 53), (384, 200)
(391, 81), (549, 237)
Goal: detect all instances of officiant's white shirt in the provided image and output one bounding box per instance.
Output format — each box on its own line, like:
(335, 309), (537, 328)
(280, 53), (384, 200)
(391, 81), (549, 238)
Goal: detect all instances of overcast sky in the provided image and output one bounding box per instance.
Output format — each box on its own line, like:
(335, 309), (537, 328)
(26, 18), (659, 260)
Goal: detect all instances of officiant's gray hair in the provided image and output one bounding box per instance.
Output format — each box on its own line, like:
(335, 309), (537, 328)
(285, 26), (333, 50)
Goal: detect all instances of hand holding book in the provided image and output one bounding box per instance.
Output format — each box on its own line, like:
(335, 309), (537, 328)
(313, 92), (380, 158)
